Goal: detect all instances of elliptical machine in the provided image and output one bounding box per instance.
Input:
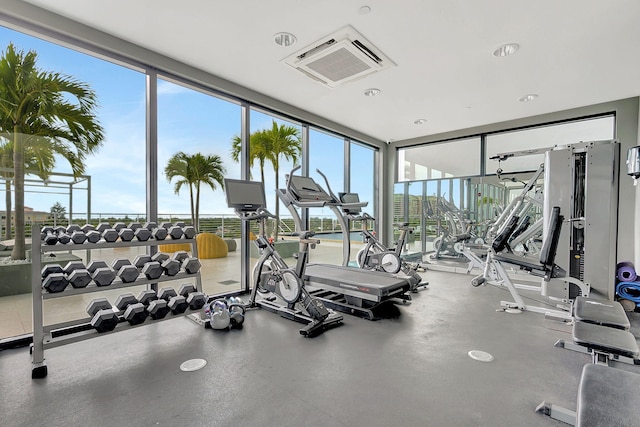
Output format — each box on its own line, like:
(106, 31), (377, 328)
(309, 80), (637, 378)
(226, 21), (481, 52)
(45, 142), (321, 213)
(339, 193), (427, 292)
(224, 178), (343, 337)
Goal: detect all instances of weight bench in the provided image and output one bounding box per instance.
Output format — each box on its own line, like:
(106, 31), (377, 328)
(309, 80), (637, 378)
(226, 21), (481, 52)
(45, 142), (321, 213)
(473, 206), (590, 319)
(536, 364), (640, 426)
(554, 297), (638, 366)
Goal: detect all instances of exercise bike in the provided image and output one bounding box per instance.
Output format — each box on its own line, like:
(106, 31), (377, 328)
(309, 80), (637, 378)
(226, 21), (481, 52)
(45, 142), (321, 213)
(339, 193), (427, 292)
(224, 178), (343, 337)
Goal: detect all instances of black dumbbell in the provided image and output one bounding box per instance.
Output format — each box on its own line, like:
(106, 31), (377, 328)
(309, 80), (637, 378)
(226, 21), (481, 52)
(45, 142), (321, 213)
(68, 269), (92, 288)
(168, 226), (183, 240)
(134, 228), (152, 241)
(88, 260), (116, 287)
(158, 287), (177, 302)
(102, 228), (118, 243)
(118, 228), (134, 242)
(147, 299), (170, 320)
(172, 251), (190, 263)
(66, 224), (81, 233)
(128, 222), (142, 231)
(143, 221), (157, 231)
(54, 227), (71, 244)
(96, 222), (111, 233)
(86, 298), (119, 333)
(133, 254), (152, 270)
(137, 289), (158, 306)
(86, 230), (101, 243)
(162, 259), (181, 276)
(182, 258), (202, 274)
(124, 303), (148, 325)
(69, 230), (87, 244)
(141, 261), (162, 280)
(151, 252), (170, 264)
(41, 264), (63, 278)
(114, 292), (139, 312)
(160, 222), (173, 230)
(151, 227), (168, 240)
(81, 224), (95, 233)
(43, 228), (58, 245)
(42, 270), (69, 293)
(178, 284), (206, 310)
(168, 295), (188, 314)
(182, 226), (197, 239)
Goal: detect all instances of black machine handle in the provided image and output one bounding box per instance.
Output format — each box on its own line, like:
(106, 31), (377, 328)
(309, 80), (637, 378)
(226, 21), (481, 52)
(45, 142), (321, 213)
(240, 207), (277, 221)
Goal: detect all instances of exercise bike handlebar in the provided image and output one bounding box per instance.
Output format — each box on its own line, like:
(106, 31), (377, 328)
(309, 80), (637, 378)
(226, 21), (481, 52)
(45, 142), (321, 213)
(238, 207), (276, 221)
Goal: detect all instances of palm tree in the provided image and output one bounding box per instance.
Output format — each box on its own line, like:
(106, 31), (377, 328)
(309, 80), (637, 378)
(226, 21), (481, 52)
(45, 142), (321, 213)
(164, 152), (226, 232)
(0, 135), (57, 240)
(262, 121), (301, 240)
(230, 120), (301, 239)
(0, 43), (104, 259)
(230, 130), (272, 183)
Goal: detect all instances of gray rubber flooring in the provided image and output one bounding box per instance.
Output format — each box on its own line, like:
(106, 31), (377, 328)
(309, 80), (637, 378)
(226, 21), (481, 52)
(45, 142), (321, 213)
(1, 270), (639, 426)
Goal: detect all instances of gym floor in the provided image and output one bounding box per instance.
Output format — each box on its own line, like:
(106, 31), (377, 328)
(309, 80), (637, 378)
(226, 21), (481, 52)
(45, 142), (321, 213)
(2, 269), (639, 426)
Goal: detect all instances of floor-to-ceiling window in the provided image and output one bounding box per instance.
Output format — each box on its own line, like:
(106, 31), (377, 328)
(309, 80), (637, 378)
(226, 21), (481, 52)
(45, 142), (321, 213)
(157, 76), (241, 296)
(395, 115), (616, 263)
(308, 128), (345, 265)
(0, 26), (146, 339)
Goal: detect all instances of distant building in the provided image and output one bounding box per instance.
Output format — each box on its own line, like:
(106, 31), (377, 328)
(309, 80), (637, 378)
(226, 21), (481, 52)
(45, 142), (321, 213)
(0, 206), (51, 229)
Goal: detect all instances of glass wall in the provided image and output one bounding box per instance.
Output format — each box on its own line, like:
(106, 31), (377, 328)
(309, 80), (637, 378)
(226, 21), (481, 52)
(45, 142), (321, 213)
(308, 128), (345, 265)
(397, 137), (481, 182)
(485, 115), (615, 174)
(0, 26), (146, 339)
(395, 115), (616, 263)
(247, 108), (302, 266)
(157, 77), (241, 296)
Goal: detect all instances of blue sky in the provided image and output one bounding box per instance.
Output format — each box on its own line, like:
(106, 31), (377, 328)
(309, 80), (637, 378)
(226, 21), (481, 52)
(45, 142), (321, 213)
(0, 26), (376, 221)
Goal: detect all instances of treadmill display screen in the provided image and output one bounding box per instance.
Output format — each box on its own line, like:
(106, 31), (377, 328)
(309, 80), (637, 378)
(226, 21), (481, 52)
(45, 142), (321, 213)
(224, 179), (266, 211)
(289, 175), (333, 201)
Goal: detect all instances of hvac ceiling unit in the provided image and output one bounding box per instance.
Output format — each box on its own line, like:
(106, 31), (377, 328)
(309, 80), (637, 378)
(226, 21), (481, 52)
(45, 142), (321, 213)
(283, 25), (396, 88)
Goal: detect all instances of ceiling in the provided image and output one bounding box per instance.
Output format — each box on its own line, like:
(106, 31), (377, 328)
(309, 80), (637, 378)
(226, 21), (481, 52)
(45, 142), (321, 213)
(20, 0), (640, 143)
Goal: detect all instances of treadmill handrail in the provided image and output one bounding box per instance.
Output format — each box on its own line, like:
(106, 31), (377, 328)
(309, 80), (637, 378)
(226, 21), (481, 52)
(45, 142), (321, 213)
(316, 169), (368, 210)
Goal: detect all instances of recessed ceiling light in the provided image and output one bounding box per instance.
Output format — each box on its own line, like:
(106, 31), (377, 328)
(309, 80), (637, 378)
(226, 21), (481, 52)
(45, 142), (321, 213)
(414, 119), (427, 125)
(518, 94), (539, 102)
(273, 32), (297, 47)
(493, 43), (520, 57)
(358, 5), (371, 15)
(363, 88), (381, 96)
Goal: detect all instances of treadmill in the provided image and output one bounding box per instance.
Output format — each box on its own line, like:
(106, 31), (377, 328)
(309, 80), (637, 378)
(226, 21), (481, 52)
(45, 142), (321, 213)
(278, 167), (412, 320)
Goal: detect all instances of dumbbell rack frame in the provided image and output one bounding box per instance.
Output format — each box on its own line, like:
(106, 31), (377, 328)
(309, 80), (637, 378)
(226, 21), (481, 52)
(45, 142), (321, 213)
(30, 226), (203, 379)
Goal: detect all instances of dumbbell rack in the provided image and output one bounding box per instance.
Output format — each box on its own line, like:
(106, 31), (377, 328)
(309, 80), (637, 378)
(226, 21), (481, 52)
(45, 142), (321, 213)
(30, 226), (203, 379)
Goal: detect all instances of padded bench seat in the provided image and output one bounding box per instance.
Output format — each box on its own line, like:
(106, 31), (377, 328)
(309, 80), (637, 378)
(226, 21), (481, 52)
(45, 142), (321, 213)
(573, 321), (639, 359)
(573, 297), (630, 330)
(577, 364), (640, 427)
(493, 252), (547, 272)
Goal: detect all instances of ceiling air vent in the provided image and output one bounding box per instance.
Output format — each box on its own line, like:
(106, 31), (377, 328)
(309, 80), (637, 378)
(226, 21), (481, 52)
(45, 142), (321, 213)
(283, 25), (396, 88)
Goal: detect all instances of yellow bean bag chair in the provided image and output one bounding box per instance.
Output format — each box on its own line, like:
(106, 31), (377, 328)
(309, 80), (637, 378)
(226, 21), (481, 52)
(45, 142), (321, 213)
(158, 242), (192, 253)
(196, 232), (228, 259)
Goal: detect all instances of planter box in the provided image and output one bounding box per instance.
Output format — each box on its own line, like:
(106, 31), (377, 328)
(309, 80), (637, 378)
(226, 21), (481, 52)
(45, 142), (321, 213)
(0, 253), (82, 297)
(250, 240), (299, 259)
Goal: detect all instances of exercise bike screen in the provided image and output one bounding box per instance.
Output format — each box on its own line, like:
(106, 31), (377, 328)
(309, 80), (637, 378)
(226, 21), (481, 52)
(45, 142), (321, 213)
(224, 179), (266, 211)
